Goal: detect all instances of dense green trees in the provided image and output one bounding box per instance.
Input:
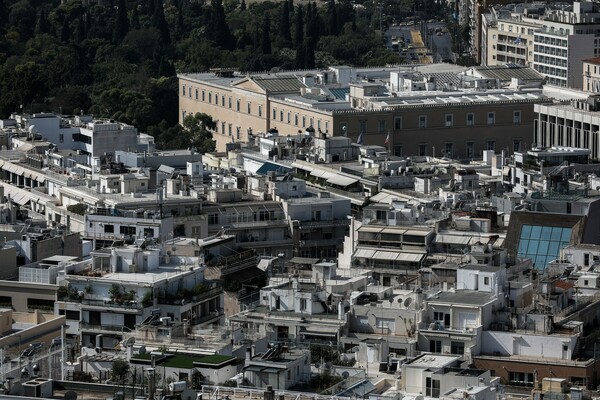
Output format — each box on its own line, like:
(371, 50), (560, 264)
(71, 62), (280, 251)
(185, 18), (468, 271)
(0, 0), (401, 150)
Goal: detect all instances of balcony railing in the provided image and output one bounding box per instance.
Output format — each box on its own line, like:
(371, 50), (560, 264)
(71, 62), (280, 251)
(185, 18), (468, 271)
(81, 323), (132, 333)
(59, 297), (145, 310)
(157, 287), (223, 306)
(418, 322), (478, 334)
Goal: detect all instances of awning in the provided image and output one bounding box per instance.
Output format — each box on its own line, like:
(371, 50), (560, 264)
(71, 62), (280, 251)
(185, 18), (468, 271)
(354, 248), (375, 258)
(327, 175), (358, 187)
(302, 326), (339, 337)
(435, 234), (472, 245)
(289, 257), (319, 265)
(257, 258), (274, 271)
(369, 192), (395, 204)
(291, 161), (315, 172)
(397, 252), (426, 263)
(373, 250), (399, 261)
(12, 192), (30, 206)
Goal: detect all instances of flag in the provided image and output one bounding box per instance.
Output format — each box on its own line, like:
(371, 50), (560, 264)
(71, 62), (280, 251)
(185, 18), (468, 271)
(357, 131), (364, 145)
(514, 35), (521, 45)
(384, 131), (390, 145)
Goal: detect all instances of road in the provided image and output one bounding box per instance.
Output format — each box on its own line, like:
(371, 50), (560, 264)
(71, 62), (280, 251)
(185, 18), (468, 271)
(385, 21), (453, 64)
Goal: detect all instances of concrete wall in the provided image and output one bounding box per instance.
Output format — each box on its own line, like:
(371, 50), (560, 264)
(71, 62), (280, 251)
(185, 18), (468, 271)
(0, 280), (57, 313)
(481, 330), (577, 359)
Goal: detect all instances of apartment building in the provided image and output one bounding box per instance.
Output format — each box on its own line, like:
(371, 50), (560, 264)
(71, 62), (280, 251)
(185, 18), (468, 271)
(179, 66), (547, 156)
(534, 2), (600, 88)
(55, 245), (223, 349)
(481, 6), (542, 67)
(583, 57), (600, 92)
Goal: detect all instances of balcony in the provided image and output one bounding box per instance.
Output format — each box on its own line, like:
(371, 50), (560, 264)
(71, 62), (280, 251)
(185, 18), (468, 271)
(297, 219), (351, 229)
(57, 297), (145, 311)
(157, 286), (223, 306)
(418, 321), (479, 336)
(81, 322), (133, 333)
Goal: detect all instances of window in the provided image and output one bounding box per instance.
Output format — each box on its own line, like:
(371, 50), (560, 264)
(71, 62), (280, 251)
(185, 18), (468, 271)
(450, 341), (465, 355)
(247, 102), (251, 114)
(444, 143), (453, 157)
(394, 145), (402, 156)
(325, 121), (329, 132)
(202, 91), (206, 101)
(208, 92), (212, 103)
(120, 226), (136, 236)
(429, 340), (442, 353)
(466, 142), (474, 158)
(513, 140), (521, 152)
(104, 224), (114, 233)
(359, 120), (367, 133)
(294, 114), (298, 126)
(208, 214), (219, 225)
(195, 89), (198, 100)
(394, 116), (403, 130)
(509, 372), (534, 386)
(228, 124), (232, 136)
(487, 112), (496, 125)
(287, 112), (291, 123)
(273, 108), (277, 119)
(280, 110), (283, 121)
(302, 116), (306, 128)
(182, 85), (186, 96)
(419, 115), (427, 129)
(59, 134), (64, 143)
(228, 96), (232, 108)
(236, 100), (240, 111)
(517, 225), (572, 269)
(426, 378), (441, 397)
(258, 105), (262, 117)
(514, 110), (522, 123)
(300, 298), (307, 311)
(378, 120), (386, 133)
(418, 144), (427, 156)
(487, 141), (496, 151)
(484, 277), (490, 285)
(445, 114), (453, 127)
(221, 95), (225, 106)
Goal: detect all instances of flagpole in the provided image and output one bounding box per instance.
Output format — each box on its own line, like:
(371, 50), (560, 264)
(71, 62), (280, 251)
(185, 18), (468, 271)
(387, 130), (391, 155)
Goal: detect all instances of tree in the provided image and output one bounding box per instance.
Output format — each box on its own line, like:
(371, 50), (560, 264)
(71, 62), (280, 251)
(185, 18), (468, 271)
(261, 14), (271, 55)
(207, 0), (235, 50)
(279, 1), (291, 42)
(35, 9), (50, 36)
(111, 360), (130, 385)
(183, 113), (216, 153)
(293, 5), (303, 48)
(113, 0), (129, 43)
(152, 0), (171, 45)
(326, 0), (338, 36)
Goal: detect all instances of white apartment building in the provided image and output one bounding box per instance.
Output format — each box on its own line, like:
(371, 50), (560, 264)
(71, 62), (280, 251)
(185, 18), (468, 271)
(482, 6), (543, 67)
(533, 2), (600, 88)
(6, 113), (141, 159)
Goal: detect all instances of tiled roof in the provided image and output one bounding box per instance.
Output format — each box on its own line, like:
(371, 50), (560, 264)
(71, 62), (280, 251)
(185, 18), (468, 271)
(583, 57), (600, 65)
(472, 65), (544, 81)
(252, 76), (305, 93)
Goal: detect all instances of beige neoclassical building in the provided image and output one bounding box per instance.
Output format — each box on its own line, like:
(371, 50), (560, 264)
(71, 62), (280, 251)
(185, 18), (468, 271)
(179, 65), (548, 158)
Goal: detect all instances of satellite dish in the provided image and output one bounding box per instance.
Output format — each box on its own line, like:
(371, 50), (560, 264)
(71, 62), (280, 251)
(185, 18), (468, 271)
(10, 383), (24, 396)
(342, 371), (350, 379)
(404, 298), (413, 308)
(181, 389), (197, 400)
(124, 337), (135, 347)
(397, 297), (403, 304)
(64, 390), (78, 400)
(139, 345), (147, 354)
